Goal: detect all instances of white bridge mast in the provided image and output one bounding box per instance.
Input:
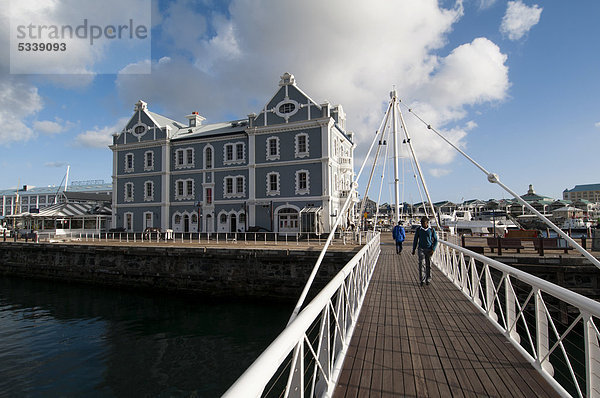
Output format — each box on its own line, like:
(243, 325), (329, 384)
(391, 89), (401, 223)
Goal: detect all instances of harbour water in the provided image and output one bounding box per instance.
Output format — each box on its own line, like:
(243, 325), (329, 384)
(0, 276), (291, 397)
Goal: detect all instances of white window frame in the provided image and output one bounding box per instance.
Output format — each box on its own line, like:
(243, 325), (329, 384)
(174, 147), (195, 169)
(143, 211), (153, 229)
(175, 178), (194, 200)
(204, 144), (214, 169)
(223, 175), (246, 199)
(295, 169), (310, 195)
(266, 172), (280, 197)
(124, 152), (134, 173)
(124, 182), (134, 202)
(144, 180), (154, 201)
(295, 133), (309, 159)
(266, 136), (280, 161)
(124, 212), (134, 231)
(223, 141), (246, 165)
(144, 151), (154, 171)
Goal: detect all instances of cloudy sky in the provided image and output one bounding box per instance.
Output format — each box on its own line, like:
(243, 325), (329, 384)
(0, 0), (598, 203)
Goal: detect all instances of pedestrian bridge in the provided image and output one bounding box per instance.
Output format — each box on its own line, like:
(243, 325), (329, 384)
(224, 232), (600, 397)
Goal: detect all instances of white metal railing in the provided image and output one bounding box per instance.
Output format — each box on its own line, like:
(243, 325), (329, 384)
(27, 230), (368, 247)
(435, 239), (600, 398)
(223, 232), (381, 398)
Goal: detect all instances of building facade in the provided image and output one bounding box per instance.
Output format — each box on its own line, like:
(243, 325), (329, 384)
(563, 184), (600, 202)
(110, 73), (355, 234)
(0, 181), (111, 218)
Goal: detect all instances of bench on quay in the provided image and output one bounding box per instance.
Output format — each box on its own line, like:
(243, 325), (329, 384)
(533, 238), (572, 256)
(486, 237), (526, 254)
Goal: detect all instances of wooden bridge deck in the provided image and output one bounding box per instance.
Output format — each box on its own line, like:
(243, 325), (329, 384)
(333, 243), (560, 398)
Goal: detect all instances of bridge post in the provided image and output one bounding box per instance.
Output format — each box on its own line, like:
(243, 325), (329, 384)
(470, 258), (481, 306)
(286, 343), (304, 398)
(314, 307), (331, 396)
(505, 275), (521, 343)
(584, 313), (600, 398)
(485, 265), (498, 322)
(460, 253), (469, 294)
(535, 288), (554, 376)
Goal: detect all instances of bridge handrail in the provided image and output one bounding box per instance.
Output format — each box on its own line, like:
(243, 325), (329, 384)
(223, 232), (381, 398)
(439, 239), (600, 316)
(436, 239), (600, 398)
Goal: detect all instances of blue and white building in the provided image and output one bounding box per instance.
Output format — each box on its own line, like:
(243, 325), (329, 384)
(110, 73), (355, 234)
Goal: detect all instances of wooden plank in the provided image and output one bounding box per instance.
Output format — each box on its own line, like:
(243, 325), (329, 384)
(332, 242), (562, 398)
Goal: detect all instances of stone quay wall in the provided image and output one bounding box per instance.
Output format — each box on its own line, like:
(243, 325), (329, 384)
(0, 243), (358, 300)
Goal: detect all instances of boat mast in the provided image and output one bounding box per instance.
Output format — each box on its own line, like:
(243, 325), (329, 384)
(391, 89), (400, 223)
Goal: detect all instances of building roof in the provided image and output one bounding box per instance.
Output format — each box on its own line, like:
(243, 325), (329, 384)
(147, 111), (185, 131)
(8, 202), (111, 218)
(564, 183), (600, 193)
(170, 120), (247, 141)
(0, 183), (112, 196)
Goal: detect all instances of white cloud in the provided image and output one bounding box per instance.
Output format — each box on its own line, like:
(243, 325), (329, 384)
(74, 117), (129, 148)
(33, 120), (70, 135)
(45, 161), (68, 168)
(0, 78), (43, 145)
(500, 1), (542, 41)
(595, 122), (600, 129)
(478, 0), (498, 10)
(429, 168), (452, 178)
(117, 0), (509, 168)
(4, 0), (150, 77)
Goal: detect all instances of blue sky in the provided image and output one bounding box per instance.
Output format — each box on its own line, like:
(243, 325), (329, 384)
(0, 0), (598, 203)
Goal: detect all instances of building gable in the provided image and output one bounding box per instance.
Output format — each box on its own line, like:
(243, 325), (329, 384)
(113, 100), (182, 145)
(252, 73), (322, 127)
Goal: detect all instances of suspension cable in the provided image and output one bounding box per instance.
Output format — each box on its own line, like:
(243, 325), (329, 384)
(399, 100), (600, 269)
(373, 125), (391, 232)
(288, 100), (393, 325)
(358, 103), (393, 229)
(396, 101), (439, 226)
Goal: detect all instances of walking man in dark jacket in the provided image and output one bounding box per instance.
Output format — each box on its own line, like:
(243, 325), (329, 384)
(412, 216), (438, 286)
(392, 221), (405, 254)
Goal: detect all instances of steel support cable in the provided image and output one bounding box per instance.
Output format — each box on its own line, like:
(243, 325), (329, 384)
(358, 127), (386, 230)
(403, 113), (430, 220)
(396, 101), (439, 226)
(400, 101), (600, 269)
(358, 103), (393, 229)
(287, 102), (392, 325)
(373, 124), (391, 232)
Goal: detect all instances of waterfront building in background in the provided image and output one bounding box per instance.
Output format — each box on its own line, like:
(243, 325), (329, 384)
(110, 73), (355, 234)
(563, 183), (600, 202)
(0, 181), (112, 217)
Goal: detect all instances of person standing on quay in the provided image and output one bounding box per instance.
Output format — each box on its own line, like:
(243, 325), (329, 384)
(392, 221), (405, 254)
(412, 216), (438, 286)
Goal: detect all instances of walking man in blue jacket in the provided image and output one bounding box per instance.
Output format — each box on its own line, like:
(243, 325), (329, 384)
(412, 216), (438, 286)
(392, 221), (405, 254)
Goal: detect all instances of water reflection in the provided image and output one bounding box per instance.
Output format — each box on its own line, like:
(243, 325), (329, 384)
(0, 277), (291, 397)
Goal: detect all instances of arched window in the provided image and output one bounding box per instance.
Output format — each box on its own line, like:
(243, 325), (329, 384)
(220, 213), (227, 224)
(205, 146), (213, 169)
